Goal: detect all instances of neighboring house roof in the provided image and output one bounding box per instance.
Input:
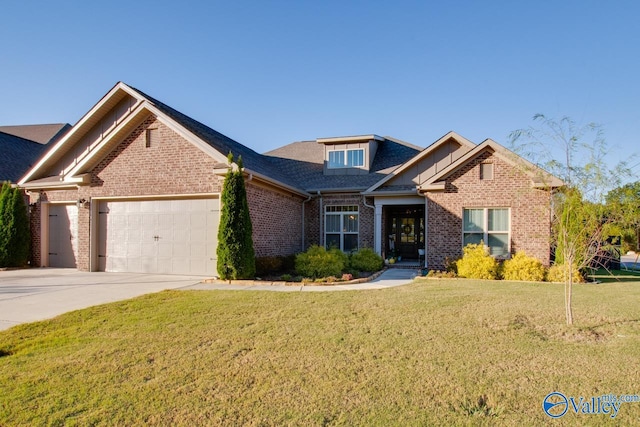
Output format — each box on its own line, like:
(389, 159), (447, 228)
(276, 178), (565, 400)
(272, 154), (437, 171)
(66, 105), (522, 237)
(0, 131), (49, 182)
(264, 137), (422, 192)
(0, 123), (71, 145)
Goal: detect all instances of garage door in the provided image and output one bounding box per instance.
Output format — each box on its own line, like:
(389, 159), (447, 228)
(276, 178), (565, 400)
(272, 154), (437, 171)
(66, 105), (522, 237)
(98, 198), (219, 275)
(48, 204), (78, 268)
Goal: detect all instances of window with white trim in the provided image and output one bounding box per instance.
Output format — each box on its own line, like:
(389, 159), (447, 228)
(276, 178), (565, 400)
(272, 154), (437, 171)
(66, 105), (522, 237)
(327, 149), (364, 168)
(325, 205), (359, 252)
(463, 208), (510, 257)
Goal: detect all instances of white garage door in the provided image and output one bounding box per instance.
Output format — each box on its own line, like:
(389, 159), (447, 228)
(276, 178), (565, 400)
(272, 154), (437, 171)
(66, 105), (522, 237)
(98, 198), (219, 275)
(48, 204), (78, 268)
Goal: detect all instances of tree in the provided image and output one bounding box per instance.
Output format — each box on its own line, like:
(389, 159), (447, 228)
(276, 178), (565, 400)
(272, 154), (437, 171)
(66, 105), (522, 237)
(605, 181), (640, 253)
(216, 153), (256, 280)
(0, 182), (30, 268)
(510, 114), (635, 325)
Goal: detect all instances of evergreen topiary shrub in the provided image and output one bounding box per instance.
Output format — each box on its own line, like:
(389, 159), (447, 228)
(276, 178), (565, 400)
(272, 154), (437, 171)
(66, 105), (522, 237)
(295, 245), (347, 278)
(217, 154), (256, 279)
(456, 243), (500, 280)
(502, 252), (546, 282)
(349, 248), (384, 272)
(0, 183), (30, 268)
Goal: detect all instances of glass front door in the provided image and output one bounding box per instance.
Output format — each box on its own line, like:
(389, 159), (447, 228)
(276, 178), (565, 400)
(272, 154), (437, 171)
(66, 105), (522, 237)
(388, 207), (424, 259)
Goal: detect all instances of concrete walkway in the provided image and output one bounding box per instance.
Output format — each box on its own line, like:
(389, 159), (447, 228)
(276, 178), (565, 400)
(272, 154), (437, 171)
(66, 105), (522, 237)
(182, 268), (419, 292)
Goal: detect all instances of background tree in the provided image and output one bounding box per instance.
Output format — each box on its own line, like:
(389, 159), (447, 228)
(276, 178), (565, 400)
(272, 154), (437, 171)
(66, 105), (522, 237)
(605, 181), (640, 254)
(216, 153), (256, 280)
(0, 182), (31, 267)
(510, 114), (635, 325)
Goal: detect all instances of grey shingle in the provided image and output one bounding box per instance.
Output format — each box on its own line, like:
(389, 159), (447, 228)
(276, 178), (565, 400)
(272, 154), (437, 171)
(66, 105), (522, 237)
(0, 132), (48, 182)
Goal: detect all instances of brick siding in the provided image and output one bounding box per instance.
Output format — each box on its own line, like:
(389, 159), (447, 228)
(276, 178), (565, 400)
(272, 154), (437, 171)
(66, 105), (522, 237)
(426, 151), (552, 269)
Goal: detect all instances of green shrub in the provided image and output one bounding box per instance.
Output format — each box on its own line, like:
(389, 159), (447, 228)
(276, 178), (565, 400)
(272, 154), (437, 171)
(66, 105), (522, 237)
(547, 263), (585, 283)
(456, 243), (500, 280)
(280, 274), (292, 281)
(295, 245), (347, 278)
(0, 183), (30, 268)
(349, 248), (384, 272)
(502, 252), (546, 282)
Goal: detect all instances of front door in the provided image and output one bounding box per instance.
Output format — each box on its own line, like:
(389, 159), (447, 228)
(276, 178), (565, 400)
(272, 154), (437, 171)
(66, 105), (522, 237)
(388, 207), (424, 259)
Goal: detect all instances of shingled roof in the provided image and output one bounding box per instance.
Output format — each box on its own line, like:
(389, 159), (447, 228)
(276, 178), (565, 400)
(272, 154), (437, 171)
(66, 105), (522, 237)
(0, 123), (70, 145)
(127, 85), (304, 191)
(264, 137), (422, 192)
(0, 132), (49, 182)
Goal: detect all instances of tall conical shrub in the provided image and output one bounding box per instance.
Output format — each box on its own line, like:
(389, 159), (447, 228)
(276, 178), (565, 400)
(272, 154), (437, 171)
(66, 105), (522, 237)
(216, 154), (255, 279)
(0, 183), (30, 267)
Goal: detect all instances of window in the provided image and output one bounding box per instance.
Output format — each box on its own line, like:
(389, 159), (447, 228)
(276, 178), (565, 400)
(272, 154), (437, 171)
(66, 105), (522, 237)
(463, 208), (509, 257)
(327, 149), (364, 168)
(480, 162), (493, 180)
(325, 205), (359, 252)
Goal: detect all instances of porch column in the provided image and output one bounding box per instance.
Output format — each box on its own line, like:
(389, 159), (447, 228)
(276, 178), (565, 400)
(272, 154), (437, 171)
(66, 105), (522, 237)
(374, 203), (383, 255)
(423, 195), (428, 268)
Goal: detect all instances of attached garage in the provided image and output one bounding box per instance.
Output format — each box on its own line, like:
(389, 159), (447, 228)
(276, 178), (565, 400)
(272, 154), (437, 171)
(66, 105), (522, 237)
(47, 203), (79, 268)
(96, 198), (219, 276)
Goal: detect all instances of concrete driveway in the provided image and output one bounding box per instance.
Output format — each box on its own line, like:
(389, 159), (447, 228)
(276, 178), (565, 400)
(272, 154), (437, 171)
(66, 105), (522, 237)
(0, 268), (206, 331)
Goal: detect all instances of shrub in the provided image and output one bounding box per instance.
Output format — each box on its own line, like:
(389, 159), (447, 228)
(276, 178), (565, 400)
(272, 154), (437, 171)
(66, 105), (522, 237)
(0, 183), (30, 268)
(456, 243), (500, 280)
(280, 273), (292, 281)
(426, 270), (457, 278)
(547, 263), (585, 283)
(295, 245), (347, 278)
(502, 252), (546, 282)
(349, 248), (384, 272)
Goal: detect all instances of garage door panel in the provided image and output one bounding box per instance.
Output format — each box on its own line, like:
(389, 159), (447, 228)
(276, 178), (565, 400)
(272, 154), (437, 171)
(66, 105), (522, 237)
(98, 198), (218, 275)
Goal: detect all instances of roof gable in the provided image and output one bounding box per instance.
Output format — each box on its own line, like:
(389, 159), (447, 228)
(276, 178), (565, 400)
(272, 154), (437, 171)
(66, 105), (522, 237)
(364, 131), (475, 194)
(419, 139), (564, 191)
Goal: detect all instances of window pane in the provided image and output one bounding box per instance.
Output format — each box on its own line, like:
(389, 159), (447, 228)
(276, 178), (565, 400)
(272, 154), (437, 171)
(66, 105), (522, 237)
(463, 233), (484, 247)
(347, 149), (364, 167)
(326, 215), (340, 233)
(488, 209), (509, 231)
(328, 151), (344, 168)
(488, 233), (509, 256)
(344, 214), (358, 232)
(326, 234), (340, 250)
(344, 234), (358, 252)
(463, 209), (484, 232)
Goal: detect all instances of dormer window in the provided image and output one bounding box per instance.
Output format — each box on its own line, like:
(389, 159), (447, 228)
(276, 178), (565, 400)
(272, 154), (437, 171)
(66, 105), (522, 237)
(328, 148), (364, 168)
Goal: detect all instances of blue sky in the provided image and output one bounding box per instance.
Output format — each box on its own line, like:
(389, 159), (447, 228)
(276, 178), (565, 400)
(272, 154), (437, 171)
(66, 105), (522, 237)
(2, 0), (638, 175)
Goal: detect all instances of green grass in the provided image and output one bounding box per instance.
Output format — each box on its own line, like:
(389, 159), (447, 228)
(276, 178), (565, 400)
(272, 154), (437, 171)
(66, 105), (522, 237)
(1, 277), (639, 426)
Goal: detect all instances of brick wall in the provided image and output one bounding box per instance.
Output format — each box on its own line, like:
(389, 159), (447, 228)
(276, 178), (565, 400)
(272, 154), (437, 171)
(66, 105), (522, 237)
(426, 151), (552, 269)
(246, 182), (304, 257)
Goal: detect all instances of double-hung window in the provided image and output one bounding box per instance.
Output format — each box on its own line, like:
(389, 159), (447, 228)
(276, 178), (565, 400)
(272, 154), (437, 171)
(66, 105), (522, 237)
(327, 149), (364, 168)
(325, 205), (359, 252)
(463, 208), (510, 257)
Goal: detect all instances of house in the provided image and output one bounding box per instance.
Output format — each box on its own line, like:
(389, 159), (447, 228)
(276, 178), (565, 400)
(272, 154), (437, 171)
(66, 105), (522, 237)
(18, 82), (562, 275)
(0, 124), (70, 182)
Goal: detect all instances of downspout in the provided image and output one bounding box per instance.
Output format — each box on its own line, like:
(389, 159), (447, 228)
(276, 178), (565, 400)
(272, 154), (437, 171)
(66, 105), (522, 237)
(317, 191), (323, 247)
(301, 193), (313, 252)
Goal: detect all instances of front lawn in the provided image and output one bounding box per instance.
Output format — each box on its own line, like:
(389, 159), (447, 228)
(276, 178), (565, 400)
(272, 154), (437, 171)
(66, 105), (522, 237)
(1, 278), (639, 426)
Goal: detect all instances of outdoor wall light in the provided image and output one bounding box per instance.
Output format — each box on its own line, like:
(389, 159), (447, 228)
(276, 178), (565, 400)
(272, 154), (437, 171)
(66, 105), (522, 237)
(76, 198), (89, 209)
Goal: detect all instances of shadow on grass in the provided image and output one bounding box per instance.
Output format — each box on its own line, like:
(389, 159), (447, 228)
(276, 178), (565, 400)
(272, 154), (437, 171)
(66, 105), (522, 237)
(587, 268), (640, 283)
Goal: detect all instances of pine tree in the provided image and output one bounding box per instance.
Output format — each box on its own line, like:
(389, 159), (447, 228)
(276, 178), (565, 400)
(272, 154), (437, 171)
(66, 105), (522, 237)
(216, 154), (256, 279)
